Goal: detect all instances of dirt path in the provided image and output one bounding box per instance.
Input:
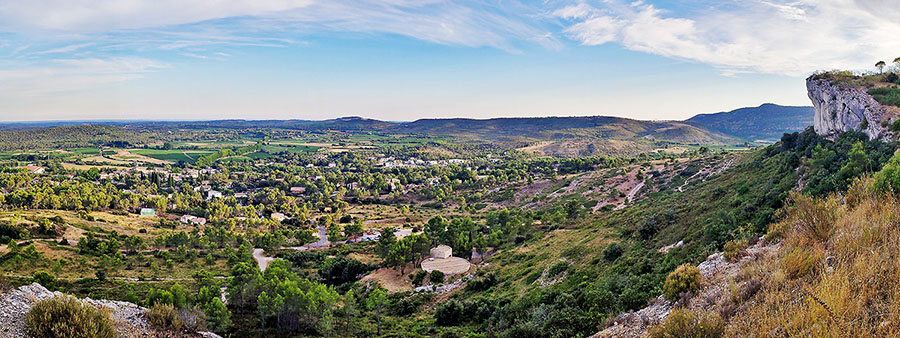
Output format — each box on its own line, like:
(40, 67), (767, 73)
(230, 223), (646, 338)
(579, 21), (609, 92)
(676, 157), (736, 192)
(254, 226), (328, 271)
(615, 175), (650, 210)
(252, 249), (275, 272)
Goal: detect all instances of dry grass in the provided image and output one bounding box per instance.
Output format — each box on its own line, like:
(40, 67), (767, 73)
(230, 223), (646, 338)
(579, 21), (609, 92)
(726, 178), (900, 337)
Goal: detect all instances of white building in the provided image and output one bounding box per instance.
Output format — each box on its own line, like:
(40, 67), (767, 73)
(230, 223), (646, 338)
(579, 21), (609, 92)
(430, 245), (452, 259)
(207, 190), (223, 200)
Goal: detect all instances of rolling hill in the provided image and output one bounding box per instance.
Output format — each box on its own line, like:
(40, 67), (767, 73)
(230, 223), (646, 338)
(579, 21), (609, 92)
(685, 103), (814, 143)
(0, 104), (814, 156)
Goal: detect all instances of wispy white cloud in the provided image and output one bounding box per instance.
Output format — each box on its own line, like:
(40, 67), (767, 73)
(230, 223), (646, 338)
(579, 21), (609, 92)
(555, 0), (900, 76)
(0, 0), (560, 52)
(30, 42), (95, 55)
(0, 57), (169, 95)
(0, 0), (314, 32)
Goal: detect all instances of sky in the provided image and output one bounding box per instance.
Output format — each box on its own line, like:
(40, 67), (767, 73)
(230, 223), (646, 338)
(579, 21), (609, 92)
(0, 0), (899, 122)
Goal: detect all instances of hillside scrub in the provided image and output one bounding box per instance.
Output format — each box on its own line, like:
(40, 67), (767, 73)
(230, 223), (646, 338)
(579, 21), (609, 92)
(868, 87), (900, 107)
(432, 129), (896, 337)
(726, 175), (900, 337)
(25, 295), (116, 338)
(647, 309), (725, 338)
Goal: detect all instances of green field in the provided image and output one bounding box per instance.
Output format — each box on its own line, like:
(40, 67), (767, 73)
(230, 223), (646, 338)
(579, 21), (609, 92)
(71, 147), (100, 155)
(246, 152), (276, 159)
(262, 144), (320, 154)
(132, 149), (214, 163)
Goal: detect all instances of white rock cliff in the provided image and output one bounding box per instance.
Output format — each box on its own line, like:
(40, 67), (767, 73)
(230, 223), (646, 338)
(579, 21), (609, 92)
(807, 77), (893, 140)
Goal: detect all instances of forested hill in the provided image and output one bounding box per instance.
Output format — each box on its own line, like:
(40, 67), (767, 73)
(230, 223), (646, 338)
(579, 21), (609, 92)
(685, 103), (814, 143)
(396, 116), (734, 143)
(0, 125), (161, 151)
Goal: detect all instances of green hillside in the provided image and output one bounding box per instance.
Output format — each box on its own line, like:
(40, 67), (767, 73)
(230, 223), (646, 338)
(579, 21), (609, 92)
(685, 104), (814, 143)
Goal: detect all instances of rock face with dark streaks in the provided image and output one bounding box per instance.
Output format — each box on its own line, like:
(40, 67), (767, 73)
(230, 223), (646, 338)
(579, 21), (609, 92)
(807, 77), (893, 141)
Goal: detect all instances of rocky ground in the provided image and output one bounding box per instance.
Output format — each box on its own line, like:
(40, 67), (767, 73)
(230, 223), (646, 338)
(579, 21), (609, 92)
(0, 282), (221, 338)
(591, 241), (779, 338)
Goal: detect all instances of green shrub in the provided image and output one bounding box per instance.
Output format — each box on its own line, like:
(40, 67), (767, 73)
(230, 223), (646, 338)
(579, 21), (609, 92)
(869, 87), (900, 107)
(32, 271), (57, 291)
(430, 270), (445, 284)
(412, 270), (427, 286)
(466, 273), (496, 291)
(434, 299), (464, 326)
(871, 150), (900, 195)
(662, 264), (702, 301)
(25, 295), (115, 338)
(647, 309), (725, 338)
(547, 261), (568, 278)
(603, 243), (624, 261)
(524, 270), (541, 284)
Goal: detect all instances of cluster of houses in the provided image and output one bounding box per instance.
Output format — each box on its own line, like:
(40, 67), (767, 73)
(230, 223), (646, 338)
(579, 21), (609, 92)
(98, 167), (219, 182)
(377, 157), (466, 168)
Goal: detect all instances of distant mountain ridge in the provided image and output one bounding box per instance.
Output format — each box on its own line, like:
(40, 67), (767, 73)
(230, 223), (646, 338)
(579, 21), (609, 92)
(685, 103), (814, 142)
(0, 104), (814, 156)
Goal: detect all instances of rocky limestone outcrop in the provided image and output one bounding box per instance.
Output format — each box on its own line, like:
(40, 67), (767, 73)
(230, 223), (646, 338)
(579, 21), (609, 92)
(0, 283), (221, 338)
(807, 77), (893, 140)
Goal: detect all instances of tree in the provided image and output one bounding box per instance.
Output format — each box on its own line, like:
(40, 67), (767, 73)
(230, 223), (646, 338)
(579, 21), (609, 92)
(123, 235), (144, 253)
(894, 57), (900, 70)
(344, 219), (363, 238)
(375, 227), (396, 258)
(7, 238), (19, 255)
(228, 262), (261, 308)
(257, 291), (280, 328)
(839, 141), (871, 184)
(205, 298), (231, 332)
(169, 283), (187, 309)
(341, 290), (359, 334)
(877, 60), (887, 74)
(424, 216), (446, 245)
(384, 243), (407, 274)
(366, 288), (386, 336)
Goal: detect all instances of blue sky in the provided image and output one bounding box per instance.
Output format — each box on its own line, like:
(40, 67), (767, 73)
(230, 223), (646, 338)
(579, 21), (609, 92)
(0, 0), (898, 122)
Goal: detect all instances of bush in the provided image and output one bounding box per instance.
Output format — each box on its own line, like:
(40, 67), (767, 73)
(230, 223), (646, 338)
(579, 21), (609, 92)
(394, 298), (418, 316)
(662, 264), (702, 301)
(434, 299), (464, 326)
(524, 271), (541, 284)
(25, 295), (115, 338)
(780, 246), (822, 279)
(869, 87), (900, 107)
(411, 270), (427, 286)
(647, 309), (725, 338)
(788, 192), (837, 243)
(871, 150), (900, 195)
(603, 243), (624, 261)
(430, 270), (445, 284)
(32, 271), (57, 291)
(723, 239), (748, 262)
(466, 273), (496, 291)
(147, 303), (184, 331)
(547, 261), (568, 278)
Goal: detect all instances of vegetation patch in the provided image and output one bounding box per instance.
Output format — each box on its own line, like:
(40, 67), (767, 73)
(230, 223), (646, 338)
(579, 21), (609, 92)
(26, 295), (116, 338)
